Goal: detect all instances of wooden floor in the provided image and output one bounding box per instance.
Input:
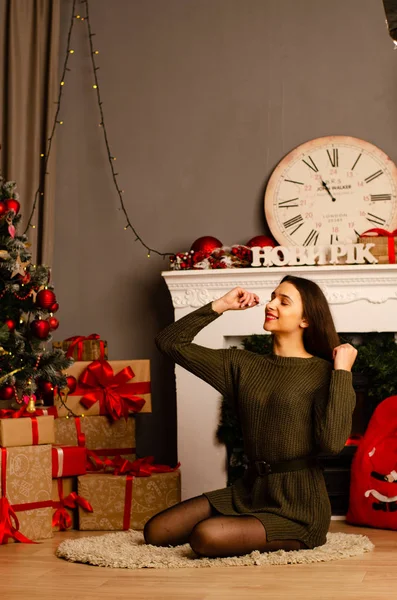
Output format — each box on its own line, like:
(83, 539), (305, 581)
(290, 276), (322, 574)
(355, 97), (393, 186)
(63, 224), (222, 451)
(0, 521), (395, 600)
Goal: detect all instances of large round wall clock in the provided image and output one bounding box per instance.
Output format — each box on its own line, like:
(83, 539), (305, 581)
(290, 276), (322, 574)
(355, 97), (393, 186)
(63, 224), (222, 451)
(264, 136), (397, 247)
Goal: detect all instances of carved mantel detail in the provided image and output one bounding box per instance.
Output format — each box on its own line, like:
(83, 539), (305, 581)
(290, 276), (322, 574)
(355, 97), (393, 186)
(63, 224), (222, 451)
(163, 265), (397, 308)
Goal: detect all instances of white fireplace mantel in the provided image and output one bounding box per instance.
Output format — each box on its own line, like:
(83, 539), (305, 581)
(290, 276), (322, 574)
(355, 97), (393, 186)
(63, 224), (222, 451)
(161, 264), (397, 500)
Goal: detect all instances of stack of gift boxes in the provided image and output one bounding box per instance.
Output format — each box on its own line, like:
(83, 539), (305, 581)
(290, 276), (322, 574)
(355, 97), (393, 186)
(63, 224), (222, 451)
(0, 336), (180, 543)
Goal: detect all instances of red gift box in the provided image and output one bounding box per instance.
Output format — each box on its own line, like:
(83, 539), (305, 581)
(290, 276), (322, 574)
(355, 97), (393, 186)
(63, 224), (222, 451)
(52, 446), (87, 478)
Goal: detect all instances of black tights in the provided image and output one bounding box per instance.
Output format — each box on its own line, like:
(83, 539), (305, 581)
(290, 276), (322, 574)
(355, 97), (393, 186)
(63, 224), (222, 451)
(143, 495), (306, 558)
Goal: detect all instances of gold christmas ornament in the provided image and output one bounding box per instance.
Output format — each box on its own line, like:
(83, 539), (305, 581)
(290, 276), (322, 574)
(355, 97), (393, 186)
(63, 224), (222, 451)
(26, 397), (36, 413)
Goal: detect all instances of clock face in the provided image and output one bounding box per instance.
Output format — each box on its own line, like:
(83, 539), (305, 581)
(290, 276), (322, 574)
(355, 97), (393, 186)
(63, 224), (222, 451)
(264, 136), (397, 246)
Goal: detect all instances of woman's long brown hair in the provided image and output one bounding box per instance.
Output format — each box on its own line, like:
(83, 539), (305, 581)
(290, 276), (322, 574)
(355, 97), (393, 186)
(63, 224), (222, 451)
(280, 275), (340, 362)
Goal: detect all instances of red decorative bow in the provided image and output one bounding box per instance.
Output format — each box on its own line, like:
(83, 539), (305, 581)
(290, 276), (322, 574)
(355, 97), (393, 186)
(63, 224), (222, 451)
(112, 456), (180, 477)
(361, 228), (397, 264)
(52, 480), (93, 531)
(0, 448), (36, 544)
(72, 360), (147, 421)
(64, 334), (105, 360)
(0, 406), (27, 419)
(0, 406), (58, 419)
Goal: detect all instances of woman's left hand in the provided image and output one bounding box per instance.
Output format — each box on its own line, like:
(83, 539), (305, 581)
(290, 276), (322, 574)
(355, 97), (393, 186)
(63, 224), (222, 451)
(333, 343), (358, 371)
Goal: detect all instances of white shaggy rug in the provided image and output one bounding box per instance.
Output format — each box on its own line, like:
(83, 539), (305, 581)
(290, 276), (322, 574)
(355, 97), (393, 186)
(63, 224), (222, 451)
(56, 530), (374, 569)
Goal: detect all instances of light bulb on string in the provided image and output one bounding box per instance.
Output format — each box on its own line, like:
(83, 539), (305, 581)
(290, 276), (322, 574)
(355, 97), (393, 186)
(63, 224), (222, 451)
(93, 84), (97, 89)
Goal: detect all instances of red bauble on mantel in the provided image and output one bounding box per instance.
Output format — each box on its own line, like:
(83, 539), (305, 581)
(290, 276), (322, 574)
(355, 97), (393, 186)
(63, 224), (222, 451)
(246, 235), (277, 248)
(66, 375), (77, 394)
(0, 385), (15, 400)
(190, 236), (223, 254)
(36, 289), (56, 309)
(48, 317), (59, 331)
(49, 302), (59, 313)
(5, 198), (20, 215)
(30, 319), (51, 339)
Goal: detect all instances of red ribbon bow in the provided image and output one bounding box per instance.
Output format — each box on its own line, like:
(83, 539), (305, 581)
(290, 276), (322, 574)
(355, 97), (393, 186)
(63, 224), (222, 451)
(64, 334), (105, 360)
(72, 360), (147, 421)
(0, 448), (36, 544)
(112, 456), (180, 477)
(361, 228), (397, 264)
(52, 479), (93, 531)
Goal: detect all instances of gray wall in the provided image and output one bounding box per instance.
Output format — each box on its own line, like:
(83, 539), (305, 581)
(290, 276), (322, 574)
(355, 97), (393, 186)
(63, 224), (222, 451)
(53, 0), (395, 464)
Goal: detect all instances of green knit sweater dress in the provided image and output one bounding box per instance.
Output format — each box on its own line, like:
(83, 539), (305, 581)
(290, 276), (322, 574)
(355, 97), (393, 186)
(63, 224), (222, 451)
(156, 302), (356, 549)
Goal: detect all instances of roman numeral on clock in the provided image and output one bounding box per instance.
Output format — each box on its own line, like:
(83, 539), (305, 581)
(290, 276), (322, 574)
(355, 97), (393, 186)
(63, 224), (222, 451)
(283, 214), (304, 235)
(278, 198), (299, 208)
(365, 170), (383, 184)
(303, 229), (319, 246)
(370, 194), (392, 202)
(351, 153), (362, 171)
(302, 156), (319, 172)
(366, 212), (386, 226)
(284, 179), (304, 185)
(327, 148), (339, 167)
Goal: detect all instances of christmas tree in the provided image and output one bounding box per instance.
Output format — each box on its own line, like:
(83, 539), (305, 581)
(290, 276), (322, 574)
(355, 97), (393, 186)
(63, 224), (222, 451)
(0, 173), (72, 412)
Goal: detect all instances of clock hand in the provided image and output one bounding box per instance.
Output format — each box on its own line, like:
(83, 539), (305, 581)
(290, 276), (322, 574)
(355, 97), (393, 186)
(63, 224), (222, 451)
(321, 180), (336, 202)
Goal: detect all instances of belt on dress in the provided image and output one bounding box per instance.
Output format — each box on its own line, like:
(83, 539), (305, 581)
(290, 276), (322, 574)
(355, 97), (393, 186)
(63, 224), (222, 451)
(248, 457), (319, 477)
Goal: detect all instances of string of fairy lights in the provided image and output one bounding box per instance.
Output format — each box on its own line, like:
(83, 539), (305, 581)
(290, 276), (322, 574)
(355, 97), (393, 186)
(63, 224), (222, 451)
(25, 0), (173, 259)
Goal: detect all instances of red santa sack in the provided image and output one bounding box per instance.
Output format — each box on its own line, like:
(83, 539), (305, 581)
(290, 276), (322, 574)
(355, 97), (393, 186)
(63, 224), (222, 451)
(346, 395), (397, 530)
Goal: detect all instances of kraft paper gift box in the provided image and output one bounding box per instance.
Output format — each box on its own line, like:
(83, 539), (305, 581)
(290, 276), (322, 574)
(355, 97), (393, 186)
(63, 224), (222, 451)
(55, 359), (152, 418)
(0, 444), (52, 543)
(53, 335), (108, 361)
(0, 415), (55, 447)
(54, 415), (136, 465)
(77, 469), (181, 531)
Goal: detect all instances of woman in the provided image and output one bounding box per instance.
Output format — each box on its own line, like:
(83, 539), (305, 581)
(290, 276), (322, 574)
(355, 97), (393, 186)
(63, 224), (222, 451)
(144, 275), (357, 558)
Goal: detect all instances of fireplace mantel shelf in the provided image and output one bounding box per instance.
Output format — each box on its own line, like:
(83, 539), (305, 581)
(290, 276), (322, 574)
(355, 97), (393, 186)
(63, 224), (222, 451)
(161, 264), (397, 501)
(163, 264), (397, 311)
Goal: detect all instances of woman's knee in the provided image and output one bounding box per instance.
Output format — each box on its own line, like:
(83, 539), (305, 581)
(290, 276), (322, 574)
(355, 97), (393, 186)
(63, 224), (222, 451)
(143, 514), (167, 546)
(189, 520), (218, 557)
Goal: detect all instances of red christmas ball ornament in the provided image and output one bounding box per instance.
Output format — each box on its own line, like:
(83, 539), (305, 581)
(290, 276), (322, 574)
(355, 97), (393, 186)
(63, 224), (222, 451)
(0, 385), (15, 400)
(66, 375), (77, 394)
(30, 319), (51, 339)
(49, 302), (59, 313)
(36, 289), (56, 309)
(190, 236), (223, 254)
(48, 317), (59, 331)
(246, 235), (277, 248)
(20, 272), (31, 285)
(5, 319), (16, 332)
(0, 202), (7, 217)
(5, 198), (20, 215)
(37, 380), (54, 396)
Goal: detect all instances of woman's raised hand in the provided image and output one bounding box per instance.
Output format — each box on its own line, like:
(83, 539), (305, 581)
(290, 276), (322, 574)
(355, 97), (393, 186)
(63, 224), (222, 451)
(332, 343), (358, 372)
(212, 287), (260, 314)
